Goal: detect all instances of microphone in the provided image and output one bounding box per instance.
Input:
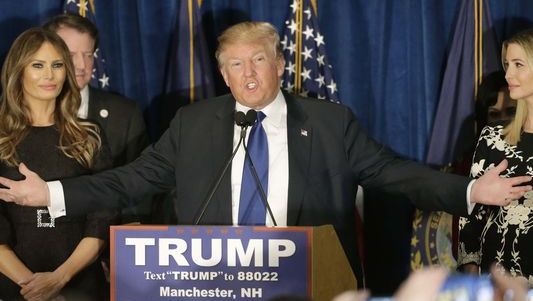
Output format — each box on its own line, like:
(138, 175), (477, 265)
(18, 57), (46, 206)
(194, 111), (249, 225)
(245, 109), (257, 126)
(235, 110), (248, 127)
(242, 110), (278, 226)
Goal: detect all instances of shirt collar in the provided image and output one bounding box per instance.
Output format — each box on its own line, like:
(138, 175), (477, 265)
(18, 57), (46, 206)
(234, 90), (286, 128)
(77, 85), (90, 119)
(80, 85), (89, 101)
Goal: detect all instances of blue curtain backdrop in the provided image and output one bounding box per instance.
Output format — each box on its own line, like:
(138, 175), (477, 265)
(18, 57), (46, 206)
(2, 0), (533, 293)
(1, 0), (533, 157)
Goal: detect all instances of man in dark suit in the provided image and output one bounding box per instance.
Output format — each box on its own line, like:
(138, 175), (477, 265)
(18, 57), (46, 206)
(84, 87), (148, 167)
(43, 14), (150, 222)
(0, 21), (530, 282)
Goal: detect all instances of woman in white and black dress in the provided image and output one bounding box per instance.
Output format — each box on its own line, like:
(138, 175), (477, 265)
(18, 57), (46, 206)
(458, 28), (533, 287)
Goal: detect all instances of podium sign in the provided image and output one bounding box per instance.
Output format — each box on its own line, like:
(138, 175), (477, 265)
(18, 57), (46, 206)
(111, 225), (312, 300)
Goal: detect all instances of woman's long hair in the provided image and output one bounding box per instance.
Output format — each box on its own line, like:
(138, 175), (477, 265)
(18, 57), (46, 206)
(0, 27), (101, 168)
(501, 29), (533, 145)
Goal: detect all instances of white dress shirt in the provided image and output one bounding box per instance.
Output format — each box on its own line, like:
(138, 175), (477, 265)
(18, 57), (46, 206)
(232, 90), (289, 226)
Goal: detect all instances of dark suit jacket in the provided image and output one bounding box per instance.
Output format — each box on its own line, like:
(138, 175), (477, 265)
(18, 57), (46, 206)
(62, 91), (469, 280)
(87, 86), (149, 167)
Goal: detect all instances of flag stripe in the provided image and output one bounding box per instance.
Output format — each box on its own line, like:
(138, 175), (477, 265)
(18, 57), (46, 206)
(295, 0), (303, 92)
(164, 0), (215, 103)
(79, 0), (85, 16)
(475, 0), (482, 96)
(310, 0), (317, 15)
(478, 0), (483, 89)
(188, 0), (195, 103)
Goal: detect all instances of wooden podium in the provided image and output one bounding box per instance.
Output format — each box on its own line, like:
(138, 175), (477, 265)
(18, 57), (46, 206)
(309, 225), (357, 300)
(110, 224), (356, 301)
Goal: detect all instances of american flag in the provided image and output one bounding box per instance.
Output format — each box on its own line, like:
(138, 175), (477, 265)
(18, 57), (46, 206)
(63, 0), (110, 90)
(281, 0), (339, 103)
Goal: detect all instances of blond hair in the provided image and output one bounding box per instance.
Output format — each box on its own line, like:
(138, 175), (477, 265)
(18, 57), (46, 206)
(501, 29), (533, 145)
(215, 21), (283, 67)
(0, 27), (101, 168)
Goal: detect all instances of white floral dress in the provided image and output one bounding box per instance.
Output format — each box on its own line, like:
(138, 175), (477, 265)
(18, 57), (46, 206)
(458, 124), (533, 286)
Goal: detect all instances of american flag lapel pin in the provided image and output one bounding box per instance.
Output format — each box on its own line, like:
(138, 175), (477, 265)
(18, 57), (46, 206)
(300, 129), (308, 137)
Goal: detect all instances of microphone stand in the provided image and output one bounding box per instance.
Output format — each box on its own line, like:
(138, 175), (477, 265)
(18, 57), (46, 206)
(194, 109), (278, 227)
(194, 113), (248, 225)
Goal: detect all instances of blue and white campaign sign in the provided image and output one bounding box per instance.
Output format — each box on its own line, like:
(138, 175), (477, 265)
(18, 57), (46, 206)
(110, 225), (311, 300)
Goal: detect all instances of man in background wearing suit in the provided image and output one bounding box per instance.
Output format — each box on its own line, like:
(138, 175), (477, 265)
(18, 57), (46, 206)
(43, 14), (151, 223)
(0, 21), (530, 283)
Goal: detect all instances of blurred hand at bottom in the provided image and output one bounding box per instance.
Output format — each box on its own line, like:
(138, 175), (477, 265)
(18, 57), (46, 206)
(491, 266), (527, 301)
(394, 266), (449, 301)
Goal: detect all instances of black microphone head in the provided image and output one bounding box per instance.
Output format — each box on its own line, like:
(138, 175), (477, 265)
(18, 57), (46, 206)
(245, 110), (257, 126)
(234, 111), (247, 127)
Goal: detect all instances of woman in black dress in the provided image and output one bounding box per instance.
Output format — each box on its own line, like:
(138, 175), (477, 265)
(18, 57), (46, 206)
(0, 28), (116, 300)
(458, 29), (533, 286)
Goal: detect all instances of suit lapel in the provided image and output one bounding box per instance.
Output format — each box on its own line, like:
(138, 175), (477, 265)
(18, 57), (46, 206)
(285, 93), (312, 225)
(208, 96), (235, 224)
